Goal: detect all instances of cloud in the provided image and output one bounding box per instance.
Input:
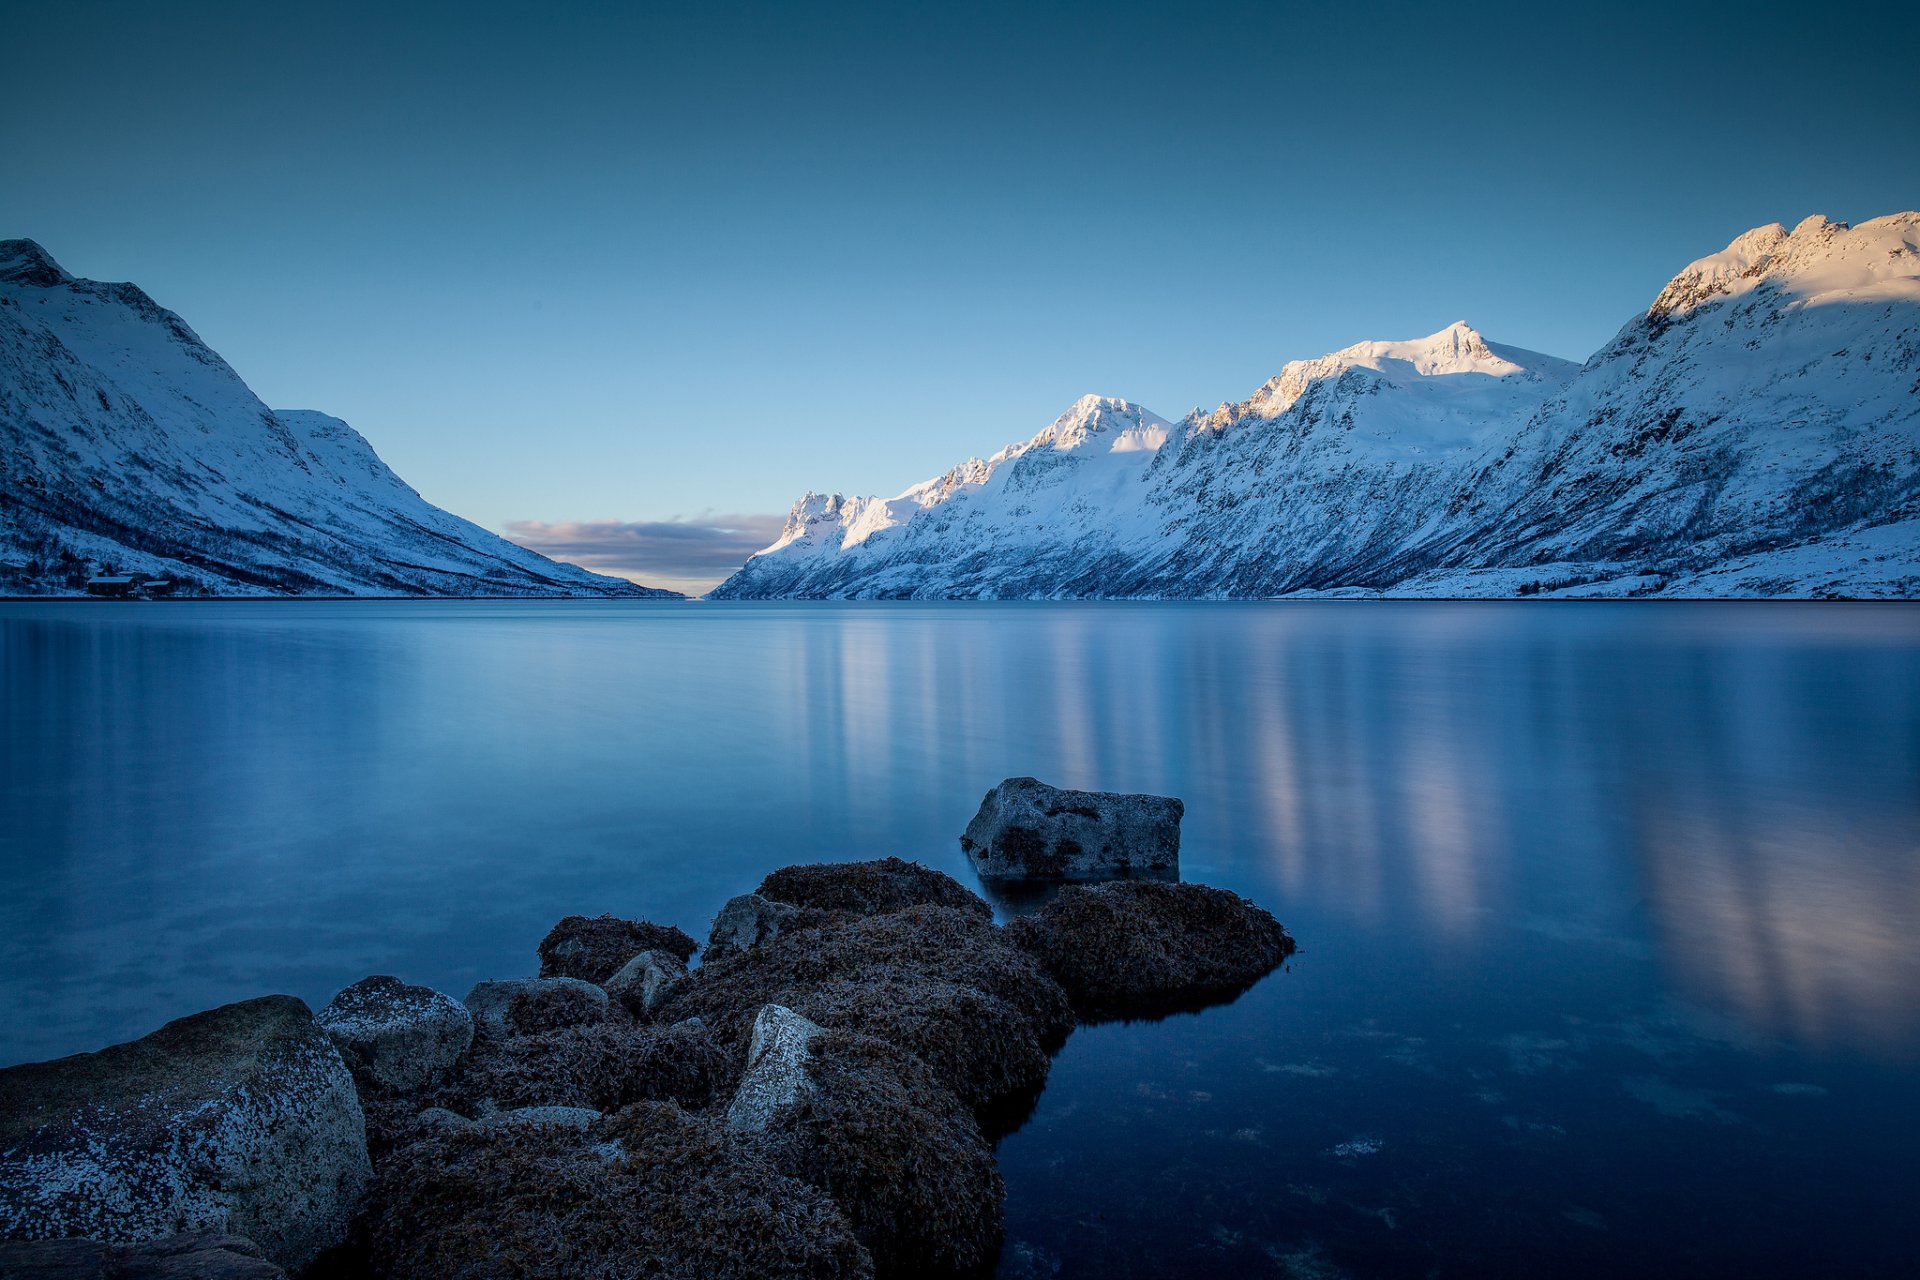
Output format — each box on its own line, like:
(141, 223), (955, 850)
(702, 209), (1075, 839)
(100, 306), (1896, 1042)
(503, 513), (786, 595)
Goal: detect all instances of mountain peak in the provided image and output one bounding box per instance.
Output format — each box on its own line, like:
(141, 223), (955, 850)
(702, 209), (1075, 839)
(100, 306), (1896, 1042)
(0, 239), (73, 288)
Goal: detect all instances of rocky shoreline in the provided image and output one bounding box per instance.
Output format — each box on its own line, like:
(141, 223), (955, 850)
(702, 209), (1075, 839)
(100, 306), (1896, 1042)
(1, 786), (1295, 1279)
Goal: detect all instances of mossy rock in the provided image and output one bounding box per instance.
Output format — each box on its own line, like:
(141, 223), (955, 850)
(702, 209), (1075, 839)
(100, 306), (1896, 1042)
(757, 857), (992, 920)
(537, 913), (699, 984)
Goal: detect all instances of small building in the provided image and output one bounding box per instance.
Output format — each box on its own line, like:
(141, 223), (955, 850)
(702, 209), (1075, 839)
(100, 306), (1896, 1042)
(84, 575), (141, 598)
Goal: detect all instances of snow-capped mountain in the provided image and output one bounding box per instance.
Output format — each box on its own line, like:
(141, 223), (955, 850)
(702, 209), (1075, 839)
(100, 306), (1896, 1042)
(1, 239), (675, 597)
(713, 213), (1920, 599)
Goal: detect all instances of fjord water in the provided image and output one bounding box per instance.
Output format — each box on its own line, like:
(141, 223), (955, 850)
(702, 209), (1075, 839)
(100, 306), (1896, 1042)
(2, 602), (1916, 1276)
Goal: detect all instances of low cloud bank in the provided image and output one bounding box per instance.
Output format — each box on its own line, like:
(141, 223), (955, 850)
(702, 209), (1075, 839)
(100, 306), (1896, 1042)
(504, 514), (786, 596)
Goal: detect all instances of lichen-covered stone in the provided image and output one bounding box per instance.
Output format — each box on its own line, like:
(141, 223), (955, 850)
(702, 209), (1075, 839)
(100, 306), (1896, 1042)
(706, 892), (808, 955)
(536, 914), (698, 984)
(366, 1100), (873, 1280)
(0, 1232), (288, 1279)
(434, 1019), (726, 1115)
(462, 977), (609, 1039)
(961, 777), (1183, 881)
(0, 996), (369, 1272)
(757, 857), (992, 919)
(603, 949), (685, 1016)
(1003, 880), (1295, 1020)
(316, 975), (472, 1092)
(763, 1029), (1004, 1277)
(727, 1005), (825, 1131)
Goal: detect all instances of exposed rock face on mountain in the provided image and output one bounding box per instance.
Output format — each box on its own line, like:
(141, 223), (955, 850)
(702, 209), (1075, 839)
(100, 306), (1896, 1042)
(713, 214), (1920, 599)
(0, 239), (675, 597)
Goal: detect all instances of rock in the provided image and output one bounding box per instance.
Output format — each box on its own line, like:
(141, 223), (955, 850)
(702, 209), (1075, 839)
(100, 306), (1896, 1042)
(462, 977), (609, 1038)
(757, 857), (992, 919)
(961, 777), (1184, 881)
(726, 1005), (825, 1131)
(365, 1101), (873, 1280)
(0, 1233), (287, 1279)
(481, 1105), (603, 1130)
(762, 1029), (1004, 1276)
(602, 949), (685, 1015)
(0, 996), (370, 1272)
(706, 892), (806, 954)
(658, 904), (1072, 1122)
(435, 1018), (726, 1115)
(536, 914), (698, 984)
(315, 975), (473, 1093)
(1003, 880), (1295, 1020)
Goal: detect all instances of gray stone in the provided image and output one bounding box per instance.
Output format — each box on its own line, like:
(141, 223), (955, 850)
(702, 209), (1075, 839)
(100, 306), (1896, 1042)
(961, 776), (1183, 881)
(0, 1233), (288, 1279)
(603, 949), (685, 1015)
(462, 977), (609, 1038)
(0, 996), (370, 1272)
(726, 1005), (825, 1131)
(482, 1105), (604, 1130)
(315, 975), (473, 1092)
(707, 893), (804, 955)
(414, 1107), (474, 1132)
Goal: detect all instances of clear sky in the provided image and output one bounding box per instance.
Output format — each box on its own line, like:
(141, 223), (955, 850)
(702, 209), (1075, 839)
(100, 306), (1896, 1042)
(3, 1), (1915, 591)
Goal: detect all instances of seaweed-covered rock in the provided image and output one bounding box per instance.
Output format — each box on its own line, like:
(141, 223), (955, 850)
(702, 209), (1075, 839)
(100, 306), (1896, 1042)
(316, 976), (472, 1092)
(659, 905), (1073, 1116)
(0, 997), (369, 1272)
(366, 1100), (873, 1280)
(436, 1019), (726, 1115)
(481, 1106), (603, 1130)
(961, 777), (1183, 881)
(0, 1233), (288, 1279)
(763, 1029), (1004, 1277)
(757, 857), (992, 920)
(603, 949), (685, 1016)
(463, 977), (609, 1038)
(706, 893), (807, 955)
(727, 1005), (825, 1131)
(1003, 880), (1294, 1020)
(536, 914), (698, 984)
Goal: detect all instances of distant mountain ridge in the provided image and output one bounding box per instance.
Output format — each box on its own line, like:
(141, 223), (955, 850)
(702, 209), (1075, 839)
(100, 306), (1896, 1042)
(0, 239), (675, 597)
(714, 213), (1920, 600)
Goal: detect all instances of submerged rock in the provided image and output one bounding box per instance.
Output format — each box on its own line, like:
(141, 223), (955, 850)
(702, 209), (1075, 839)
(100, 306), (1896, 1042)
(763, 1029), (1004, 1277)
(537, 914), (698, 984)
(961, 777), (1183, 881)
(603, 948), (687, 1015)
(0, 1233), (288, 1279)
(1004, 880), (1295, 1020)
(0, 996), (369, 1272)
(757, 857), (993, 919)
(462, 976), (609, 1038)
(316, 975), (473, 1093)
(727, 1005), (825, 1131)
(366, 1100), (873, 1280)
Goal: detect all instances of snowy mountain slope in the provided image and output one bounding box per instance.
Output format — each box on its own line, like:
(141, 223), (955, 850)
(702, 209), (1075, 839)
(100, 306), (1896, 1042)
(714, 214), (1919, 599)
(0, 239), (674, 597)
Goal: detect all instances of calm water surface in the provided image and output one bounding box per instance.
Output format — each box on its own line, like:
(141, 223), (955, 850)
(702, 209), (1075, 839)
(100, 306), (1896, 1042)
(3, 601), (1917, 1277)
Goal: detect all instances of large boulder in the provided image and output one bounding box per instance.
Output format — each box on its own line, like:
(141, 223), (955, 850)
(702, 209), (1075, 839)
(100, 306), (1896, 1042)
(659, 905), (1071, 1123)
(536, 914), (698, 984)
(365, 1100), (873, 1280)
(705, 893), (808, 955)
(0, 997), (370, 1272)
(462, 977), (609, 1039)
(757, 857), (992, 919)
(726, 1005), (825, 1131)
(761, 1029), (1005, 1277)
(315, 975), (472, 1093)
(0, 1233), (287, 1279)
(961, 777), (1183, 881)
(1003, 880), (1295, 1020)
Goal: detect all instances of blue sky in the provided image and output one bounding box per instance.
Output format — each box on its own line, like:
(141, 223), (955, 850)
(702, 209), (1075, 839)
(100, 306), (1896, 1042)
(3, 1), (1914, 590)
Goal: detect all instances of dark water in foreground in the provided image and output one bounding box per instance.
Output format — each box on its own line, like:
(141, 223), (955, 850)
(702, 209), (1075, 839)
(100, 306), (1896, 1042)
(2, 601), (1917, 1277)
